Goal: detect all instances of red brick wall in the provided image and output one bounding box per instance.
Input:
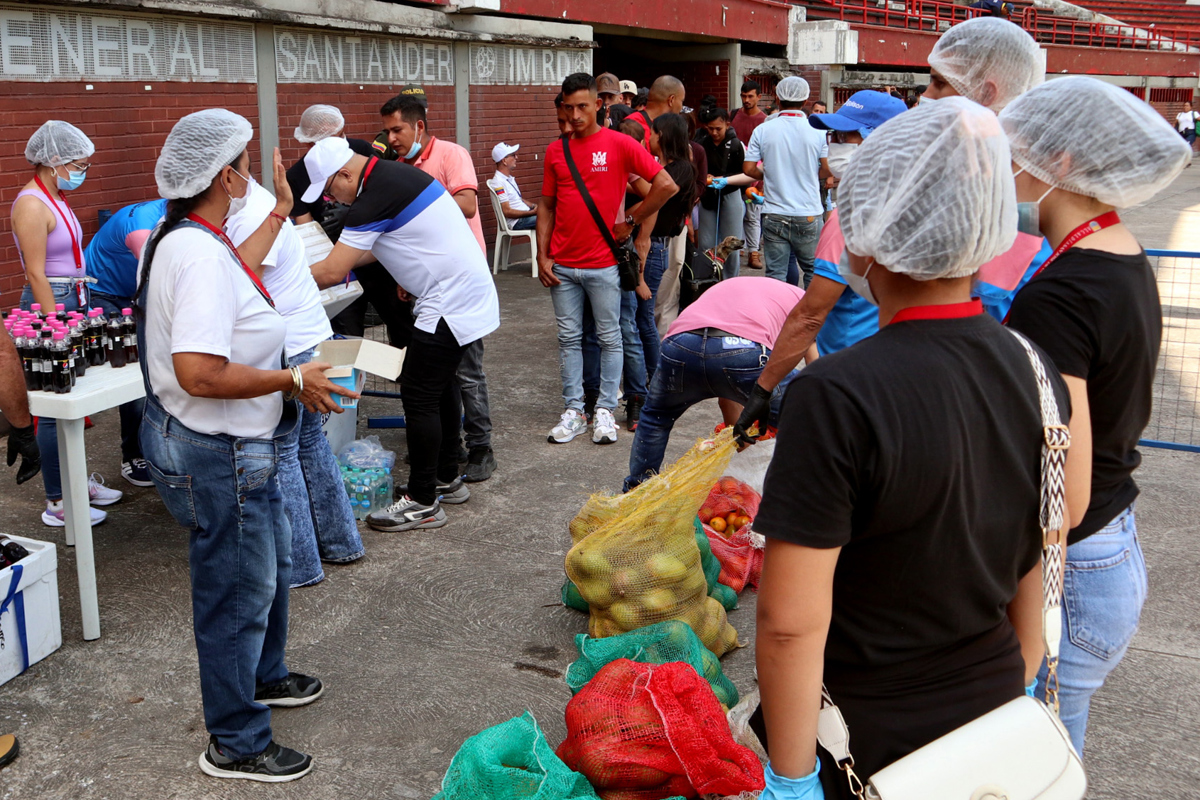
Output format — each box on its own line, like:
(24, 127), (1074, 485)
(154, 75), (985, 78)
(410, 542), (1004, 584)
(468, 84), (563, 255)
(675, 60), (730, 110)
(0, 82), (258, 309)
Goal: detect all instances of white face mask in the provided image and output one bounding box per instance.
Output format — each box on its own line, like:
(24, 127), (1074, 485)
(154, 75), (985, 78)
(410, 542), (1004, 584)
(224, 168), (253, 219)
(826, 142), (858, 181)
(1012, 168), (1054, 235)
(837, 252), (878, 307)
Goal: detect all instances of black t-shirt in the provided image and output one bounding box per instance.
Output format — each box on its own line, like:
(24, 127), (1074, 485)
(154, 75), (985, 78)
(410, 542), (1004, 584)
(286, 137), (375, 229)
(697, 129), (745, 210)
(1006, 248), (1160, 543)
(650, 159), (697, 238)
(758, 306), (1069, 671)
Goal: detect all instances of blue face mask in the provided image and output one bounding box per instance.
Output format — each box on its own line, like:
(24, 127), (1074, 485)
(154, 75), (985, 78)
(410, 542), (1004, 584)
(405, 124), (424, 160)
(57, 169), (86, 191)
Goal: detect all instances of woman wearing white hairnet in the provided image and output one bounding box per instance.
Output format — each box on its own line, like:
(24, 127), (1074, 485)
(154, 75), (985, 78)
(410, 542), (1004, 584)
(751, 98), (1072, 800)
(12, 121), (122, 527)
(1002, 76), (1191, 757)
(137, 109), (355, 782)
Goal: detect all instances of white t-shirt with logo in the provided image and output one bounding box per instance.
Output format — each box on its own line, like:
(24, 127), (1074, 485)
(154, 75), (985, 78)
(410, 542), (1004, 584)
(141, 226), (286, 439)
(488, 171), (530, 212)
(225, 182), (332, 359)
(1177, 110), (1198, 133)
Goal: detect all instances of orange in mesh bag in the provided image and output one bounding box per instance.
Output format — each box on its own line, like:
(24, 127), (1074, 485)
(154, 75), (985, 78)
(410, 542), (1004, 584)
(565, 431), (740, 657)
(556, 659), (765, 800)
(697, 477), (761, 536)
(702, 523), (765, 594)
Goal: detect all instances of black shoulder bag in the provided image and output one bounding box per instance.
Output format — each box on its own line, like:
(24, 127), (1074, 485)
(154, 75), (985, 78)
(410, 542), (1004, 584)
(559, 135), (642, 291)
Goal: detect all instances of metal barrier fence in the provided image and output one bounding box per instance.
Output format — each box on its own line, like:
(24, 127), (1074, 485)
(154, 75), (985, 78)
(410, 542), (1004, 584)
(1144, 250), (1200, 453)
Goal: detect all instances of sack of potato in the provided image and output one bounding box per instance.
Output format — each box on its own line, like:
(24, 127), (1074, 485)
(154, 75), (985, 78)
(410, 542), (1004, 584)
(564, 620), (739, 708)
(565, 431), (740, 657)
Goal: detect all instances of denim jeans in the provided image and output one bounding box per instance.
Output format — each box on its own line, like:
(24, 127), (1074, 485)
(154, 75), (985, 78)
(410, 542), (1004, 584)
(401, 318), (467, 506)
(625, 331), (795, 490)
(279, 346), (364, 588)
(511, 215), (537, 231)
(455, 339), (492, 449)
(583, 291), (648, 400)
(21, 281), (86, 501)
(140, 397), (296, 759)
(90, 290), (145, 464)
(697, 192), (745, 279)
(762, 213), (823, 287)
(1036, 503), (1148, 757)
(743, 201), (762, 253)
(551, 265), (623, 411)
(637, 238), (671, 383)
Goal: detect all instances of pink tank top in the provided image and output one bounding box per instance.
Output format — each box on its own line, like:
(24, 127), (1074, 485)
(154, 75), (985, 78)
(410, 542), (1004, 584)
(12, 188), (86, 278)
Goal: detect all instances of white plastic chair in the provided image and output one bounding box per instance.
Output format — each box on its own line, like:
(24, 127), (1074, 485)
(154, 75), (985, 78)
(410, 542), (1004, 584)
(487, 183), (537, 277)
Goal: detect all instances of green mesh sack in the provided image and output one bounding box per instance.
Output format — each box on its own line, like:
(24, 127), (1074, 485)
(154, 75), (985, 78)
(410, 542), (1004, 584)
(433, 711), (600, 800)
(562, 579), (589, 612)
(565, 620), (739, 708)
(694, 518), (738, 611)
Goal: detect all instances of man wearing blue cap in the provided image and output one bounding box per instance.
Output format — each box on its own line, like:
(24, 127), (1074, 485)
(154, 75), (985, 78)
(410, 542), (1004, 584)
(733, 90), (907, 443)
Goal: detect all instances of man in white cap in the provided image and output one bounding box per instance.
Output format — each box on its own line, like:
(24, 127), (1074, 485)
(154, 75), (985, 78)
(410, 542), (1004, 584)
(303, 138), (500, 534)
(743, 75), (829, 287)
(487, 142), (537, 231)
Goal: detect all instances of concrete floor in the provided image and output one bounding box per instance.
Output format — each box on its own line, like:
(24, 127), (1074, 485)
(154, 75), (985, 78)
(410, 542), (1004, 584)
(1, 168), (1199, 799)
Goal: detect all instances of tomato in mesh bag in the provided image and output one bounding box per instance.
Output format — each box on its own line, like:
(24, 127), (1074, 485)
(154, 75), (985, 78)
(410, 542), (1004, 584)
(697, 477), (761, 536)
(702, 522), (765, 594)
(558, 659), (765, 800)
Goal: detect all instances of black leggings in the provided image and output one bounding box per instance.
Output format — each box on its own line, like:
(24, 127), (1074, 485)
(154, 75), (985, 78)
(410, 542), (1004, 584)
(330, 262), (416, 350)
(400, 318), (466, 505)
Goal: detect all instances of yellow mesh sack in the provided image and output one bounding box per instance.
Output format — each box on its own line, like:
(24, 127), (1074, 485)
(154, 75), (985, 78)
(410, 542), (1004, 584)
(564, 430), (740, 657)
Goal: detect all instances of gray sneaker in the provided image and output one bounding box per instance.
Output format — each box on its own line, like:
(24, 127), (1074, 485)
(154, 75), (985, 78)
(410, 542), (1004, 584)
(549, 409), (588, 443)
(395, 477), (470, 505)
(366, 496), (447, 532)
(198, 737), (313, 783)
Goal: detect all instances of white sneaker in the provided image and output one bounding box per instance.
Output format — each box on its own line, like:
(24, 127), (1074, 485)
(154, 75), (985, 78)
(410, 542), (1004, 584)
(548, 409), (588, 444)
(42, 500), (107, 527)
(87, 473), (124, 507)
(592, 407), (618, 445)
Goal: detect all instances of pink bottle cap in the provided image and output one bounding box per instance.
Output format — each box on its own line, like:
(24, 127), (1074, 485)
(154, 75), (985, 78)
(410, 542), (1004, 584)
(52, 331), (65, 340)
(55, 304), (65, 312)
(122, 308), (133, 315)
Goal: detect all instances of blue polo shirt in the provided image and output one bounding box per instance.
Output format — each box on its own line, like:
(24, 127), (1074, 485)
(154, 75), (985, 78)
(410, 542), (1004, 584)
(813, 257), (879, 356)
(84, 200), (167, 299)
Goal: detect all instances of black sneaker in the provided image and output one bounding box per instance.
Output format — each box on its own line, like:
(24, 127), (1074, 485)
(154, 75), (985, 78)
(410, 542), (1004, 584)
(457, 442), (469, 465)
(625, 395), (644, 432)
(199, 737), (313, 783)
(463, 446), (497, 483)
(121, 458), (154, 488)
(394, 477), (470, 505)
(255, 672), (324, 708)
(583, 392), (598, 424)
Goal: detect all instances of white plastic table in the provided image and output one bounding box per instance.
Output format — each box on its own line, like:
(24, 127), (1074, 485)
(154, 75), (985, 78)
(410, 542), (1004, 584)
(27, 363), (146, 640)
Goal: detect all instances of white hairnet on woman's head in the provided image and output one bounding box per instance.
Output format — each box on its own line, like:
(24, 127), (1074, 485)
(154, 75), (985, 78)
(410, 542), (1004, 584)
(839, 96), (1017, 280)
(25, 121), (95, 167)
(155, 109), (253, 200)
(928, 17), (1042, 111)
(295, 104), (344, 144)
(1000, 77), (1192, 208)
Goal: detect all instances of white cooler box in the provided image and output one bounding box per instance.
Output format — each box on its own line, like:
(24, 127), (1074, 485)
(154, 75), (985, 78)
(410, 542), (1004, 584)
(0, 534), (62, 685)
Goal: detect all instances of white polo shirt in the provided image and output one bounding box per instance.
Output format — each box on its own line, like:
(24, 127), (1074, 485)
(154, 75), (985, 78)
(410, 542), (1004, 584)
(489, 170), (531, 212)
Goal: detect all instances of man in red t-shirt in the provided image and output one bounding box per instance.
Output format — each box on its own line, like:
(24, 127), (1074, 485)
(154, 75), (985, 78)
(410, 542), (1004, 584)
(730, 79), (767, 269)
(538, 72), (678, 446)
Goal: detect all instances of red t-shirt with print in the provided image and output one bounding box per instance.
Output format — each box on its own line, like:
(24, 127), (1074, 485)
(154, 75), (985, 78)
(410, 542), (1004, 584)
(543, 127), (663, 269)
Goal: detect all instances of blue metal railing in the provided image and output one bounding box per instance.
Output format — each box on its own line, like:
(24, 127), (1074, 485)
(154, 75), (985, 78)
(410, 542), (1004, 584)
(1142, 250), (1200, 453)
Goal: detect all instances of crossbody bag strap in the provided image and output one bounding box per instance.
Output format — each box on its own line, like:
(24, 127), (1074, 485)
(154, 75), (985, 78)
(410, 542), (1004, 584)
(812, 329), (1071, 799)
(559, 134), (624, 264)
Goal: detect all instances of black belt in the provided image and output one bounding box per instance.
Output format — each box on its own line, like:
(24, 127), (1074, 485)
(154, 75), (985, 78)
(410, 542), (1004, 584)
(693, 327), (739, 339)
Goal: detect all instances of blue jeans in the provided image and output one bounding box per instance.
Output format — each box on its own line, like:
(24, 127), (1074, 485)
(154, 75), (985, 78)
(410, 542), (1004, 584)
(583, 291), (648, 400)
(551, 265), (623, 411)
(279, 347), (364, 588)
(762, 213), (823, 287)
(20, 282), (86, 501)
(697, 193), (746, 279)
(455, 339), (492, 449)
(624, 331), (794, 491)
(511, 215), (537, 231)
(90, 290), (146, 464)
(638, 238), (671, 382)
(1036, 503), (1148, 757)
(140, 398), (296, 759)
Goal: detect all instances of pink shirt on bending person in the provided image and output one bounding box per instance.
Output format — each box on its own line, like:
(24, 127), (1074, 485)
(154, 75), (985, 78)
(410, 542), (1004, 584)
(666, 276), (805, 347)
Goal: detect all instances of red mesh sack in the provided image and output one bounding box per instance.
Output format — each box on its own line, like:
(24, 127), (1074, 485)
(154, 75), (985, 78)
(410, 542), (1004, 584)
(696, 477), (761, 537)
(703, 525), (765, 593)
(557, 659), (765, 800)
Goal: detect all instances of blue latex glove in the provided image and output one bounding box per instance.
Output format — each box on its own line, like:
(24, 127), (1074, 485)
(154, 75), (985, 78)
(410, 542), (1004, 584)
(710, 176), (729, 190)
(761, 760), (825, 800)
(1025, 678), (1038, 699)
(750, 191), (766, 205)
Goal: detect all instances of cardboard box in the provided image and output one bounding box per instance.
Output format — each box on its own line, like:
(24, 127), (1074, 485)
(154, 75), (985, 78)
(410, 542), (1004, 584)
(0, 534), (61, 686)
(315, 338), (405, 409)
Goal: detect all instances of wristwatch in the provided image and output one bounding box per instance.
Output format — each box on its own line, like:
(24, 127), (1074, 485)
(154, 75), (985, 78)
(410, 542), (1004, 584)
(625, 214), (636, 227)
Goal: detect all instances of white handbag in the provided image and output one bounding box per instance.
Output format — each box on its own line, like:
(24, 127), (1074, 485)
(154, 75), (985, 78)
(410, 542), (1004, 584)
(814, 330), (1087, 800)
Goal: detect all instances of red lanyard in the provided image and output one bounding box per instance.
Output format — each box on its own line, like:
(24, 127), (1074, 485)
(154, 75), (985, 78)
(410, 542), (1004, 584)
(778, 110), (806, 118)
(33, 174), (84, 276)
(361, 156), (379, 186)
(185, 213), (275, 308)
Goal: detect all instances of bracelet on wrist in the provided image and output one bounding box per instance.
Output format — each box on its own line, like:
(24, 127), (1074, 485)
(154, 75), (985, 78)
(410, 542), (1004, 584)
(283, 365), (303, 401)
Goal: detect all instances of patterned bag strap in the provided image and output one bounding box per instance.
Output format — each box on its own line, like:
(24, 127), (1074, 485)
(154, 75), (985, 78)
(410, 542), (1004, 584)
(1007, 329), (1071, 715)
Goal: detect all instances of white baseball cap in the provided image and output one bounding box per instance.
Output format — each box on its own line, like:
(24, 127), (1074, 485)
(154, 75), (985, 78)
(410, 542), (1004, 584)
(620, 80), (638, 95)
(491, 142), (520, 163)
(301, 137), (354, 203)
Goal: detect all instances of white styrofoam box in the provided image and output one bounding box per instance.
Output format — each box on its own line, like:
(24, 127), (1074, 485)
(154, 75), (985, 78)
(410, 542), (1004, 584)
(321, 402), (358, 457)
(0, 534), (62, 685)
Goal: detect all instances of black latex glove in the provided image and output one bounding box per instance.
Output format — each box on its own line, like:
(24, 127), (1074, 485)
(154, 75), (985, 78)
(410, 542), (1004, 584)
(732, 383), (773, 447)
(7, 423), (41, 485)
